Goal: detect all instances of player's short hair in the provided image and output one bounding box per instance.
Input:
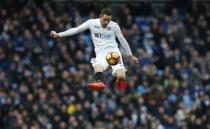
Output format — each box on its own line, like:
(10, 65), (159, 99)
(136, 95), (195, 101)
(100, 8), (112, 16)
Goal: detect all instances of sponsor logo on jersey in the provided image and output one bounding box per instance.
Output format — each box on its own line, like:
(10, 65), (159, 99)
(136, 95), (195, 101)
(94, 33), (112, 39)
(94, 26), (100, 28)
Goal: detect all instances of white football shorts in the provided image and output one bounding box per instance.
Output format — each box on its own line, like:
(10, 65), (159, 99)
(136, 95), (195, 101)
(91, 46), (126, 75)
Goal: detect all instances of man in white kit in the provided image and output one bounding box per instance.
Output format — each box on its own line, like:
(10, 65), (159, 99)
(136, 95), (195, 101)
(50, 8), (138, 90)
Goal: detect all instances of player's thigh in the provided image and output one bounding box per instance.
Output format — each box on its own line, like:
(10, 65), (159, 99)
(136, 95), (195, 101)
(91, 51), (109, 72)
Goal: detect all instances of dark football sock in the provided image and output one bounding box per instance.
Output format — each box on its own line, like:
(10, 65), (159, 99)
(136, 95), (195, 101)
(110, 76), (117, 86)
(95, 72), (104, 82)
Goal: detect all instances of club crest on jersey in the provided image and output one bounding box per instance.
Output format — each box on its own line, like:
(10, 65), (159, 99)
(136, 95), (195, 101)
(107, 27), (111, 30)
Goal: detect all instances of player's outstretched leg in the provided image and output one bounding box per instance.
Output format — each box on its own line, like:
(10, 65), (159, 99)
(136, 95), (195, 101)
(86, 64), (106, 90)
(115, 68), (128, 90)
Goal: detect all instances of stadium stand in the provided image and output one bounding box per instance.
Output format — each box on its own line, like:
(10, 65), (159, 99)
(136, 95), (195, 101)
(0, 0), (210, 129)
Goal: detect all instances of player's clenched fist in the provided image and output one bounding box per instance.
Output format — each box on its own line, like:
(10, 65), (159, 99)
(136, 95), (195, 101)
(50, 31), (61, 38)
(128, 55), (139, 64)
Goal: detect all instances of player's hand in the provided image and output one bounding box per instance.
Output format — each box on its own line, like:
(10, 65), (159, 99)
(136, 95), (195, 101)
(128, 55), (139, 64)
(50, 31), (61, 38)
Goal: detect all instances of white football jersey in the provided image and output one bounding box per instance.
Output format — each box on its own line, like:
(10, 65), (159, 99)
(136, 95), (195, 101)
(88, 19), (118, 51)
(58, 18), (132, 56)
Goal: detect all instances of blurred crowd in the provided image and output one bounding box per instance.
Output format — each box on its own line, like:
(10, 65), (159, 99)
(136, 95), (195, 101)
(0, 0), (210, 129)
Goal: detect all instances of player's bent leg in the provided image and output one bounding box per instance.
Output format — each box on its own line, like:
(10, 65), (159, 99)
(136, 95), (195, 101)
(93, 64), (105, 82)
(86, 64), (106, 90)
(115, 68), (128, 90)
(115, 68), (126, 81)
(93, 64), (104, 73)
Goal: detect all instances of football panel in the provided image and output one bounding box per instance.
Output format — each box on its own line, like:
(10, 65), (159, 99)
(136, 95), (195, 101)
(108, 58), (118, 65)
(116, 57), (120, 64)
(111, 52), (119, 59)
(106, 53), (112, 60)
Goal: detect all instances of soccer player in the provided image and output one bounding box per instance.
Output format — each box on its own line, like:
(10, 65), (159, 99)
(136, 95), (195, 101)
(50, 8), (138, 90)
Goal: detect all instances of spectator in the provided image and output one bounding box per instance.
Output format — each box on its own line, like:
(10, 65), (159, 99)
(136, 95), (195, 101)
(0, 0), (210, 129)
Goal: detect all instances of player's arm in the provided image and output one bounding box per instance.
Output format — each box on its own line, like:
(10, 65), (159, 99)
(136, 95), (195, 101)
(50, 20), (91, 38)
(115, 24), (139, 64)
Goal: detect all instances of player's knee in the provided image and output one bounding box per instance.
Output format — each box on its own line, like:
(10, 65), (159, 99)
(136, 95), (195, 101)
(116, 69), (126, 80)
(117, 74), (125, 81)
(94, 64), (104, 72)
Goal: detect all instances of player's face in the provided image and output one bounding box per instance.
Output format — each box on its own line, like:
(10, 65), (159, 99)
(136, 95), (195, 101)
(100, 14), (111, 28)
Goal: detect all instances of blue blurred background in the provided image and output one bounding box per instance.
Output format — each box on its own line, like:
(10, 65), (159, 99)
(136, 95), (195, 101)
(0, 0), (210, 129)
